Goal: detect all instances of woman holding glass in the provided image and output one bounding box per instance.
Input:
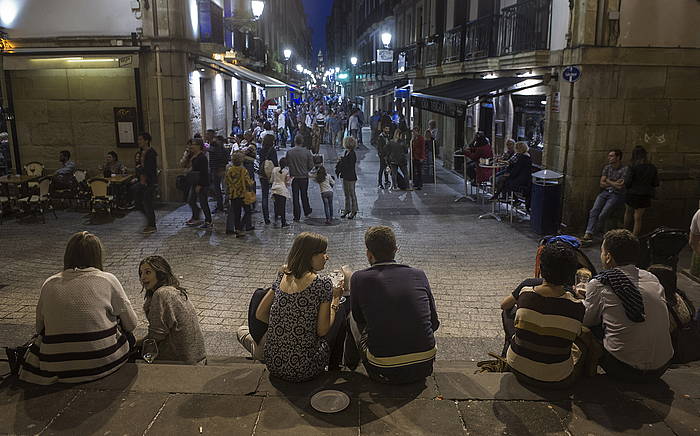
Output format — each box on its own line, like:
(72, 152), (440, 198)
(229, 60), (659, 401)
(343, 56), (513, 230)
(139, 255), (206, 364)
(254, 232), (349, 382)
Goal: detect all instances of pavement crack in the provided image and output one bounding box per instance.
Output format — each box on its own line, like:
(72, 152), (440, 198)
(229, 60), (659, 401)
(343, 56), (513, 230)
(37, 389), (83, 435)
(142, 393), (171, 436)
(250, 395), (266, 435)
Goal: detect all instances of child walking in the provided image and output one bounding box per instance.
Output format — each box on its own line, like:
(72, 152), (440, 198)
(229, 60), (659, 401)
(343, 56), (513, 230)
(312, 165), (335, 224)
(270, 157), (291, 228)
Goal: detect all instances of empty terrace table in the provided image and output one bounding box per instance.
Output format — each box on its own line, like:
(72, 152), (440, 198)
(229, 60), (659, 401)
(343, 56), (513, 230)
(0, 174), (41, 198)
(478, 161), (508, 221)
(106, 174), (134, 209)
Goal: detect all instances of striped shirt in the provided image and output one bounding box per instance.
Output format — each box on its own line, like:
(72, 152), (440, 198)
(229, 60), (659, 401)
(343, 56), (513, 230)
(506, 287), (585, 382)
(19, 268), (138, 385)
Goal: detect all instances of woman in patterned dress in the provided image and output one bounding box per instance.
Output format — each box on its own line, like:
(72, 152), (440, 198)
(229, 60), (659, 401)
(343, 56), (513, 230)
(255, 232), (348, 382)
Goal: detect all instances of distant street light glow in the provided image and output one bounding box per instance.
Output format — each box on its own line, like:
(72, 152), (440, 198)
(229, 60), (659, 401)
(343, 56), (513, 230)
(251, 0), (265, 19)
(381, 32), (392, 47)
(283, 49), (292, 60)
(296, 64), (303, 72)
(350, 56), (358, 66)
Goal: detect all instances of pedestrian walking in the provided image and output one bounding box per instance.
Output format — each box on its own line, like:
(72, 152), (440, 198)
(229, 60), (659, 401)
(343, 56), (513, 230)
(411, 126), (426, 190)
(138, 132), (158, 234)
(376, 125), (391, 189)
(185, 139), (213, 230)
(336, 136), (358, 219)
(271, 157), (291, 227)
(388, 128), (409, 190)
(285, 135), (315, 221)
(226, 152), (254, 237)
(311, 165), (335, 224)
(208, 136), (229, 213)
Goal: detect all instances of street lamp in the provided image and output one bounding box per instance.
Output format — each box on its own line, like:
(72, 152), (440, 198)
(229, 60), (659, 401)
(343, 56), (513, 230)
(381, 32), (392, 48)
(349, 56), (358, 99)
(350, 56), (357, 66)
(283, 49), (291, 60)
(251, 0), (265, 19)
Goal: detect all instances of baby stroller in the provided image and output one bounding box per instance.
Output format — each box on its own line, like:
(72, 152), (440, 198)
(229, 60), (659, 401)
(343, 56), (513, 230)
(636, 226), (689, 273)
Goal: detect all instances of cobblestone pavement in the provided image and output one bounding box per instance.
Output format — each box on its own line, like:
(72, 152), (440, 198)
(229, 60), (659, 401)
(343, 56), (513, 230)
(0, 132), (542, 359)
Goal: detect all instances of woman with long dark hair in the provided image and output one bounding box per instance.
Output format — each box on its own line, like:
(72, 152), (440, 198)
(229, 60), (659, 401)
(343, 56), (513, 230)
(624, 146), (659, 236)
(139, 255), (206, 364)
(254, 232), (348, 382)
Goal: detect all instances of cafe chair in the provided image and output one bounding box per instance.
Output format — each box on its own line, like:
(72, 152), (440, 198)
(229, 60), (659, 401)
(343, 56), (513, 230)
(88, 178), (114, 215)
(23, 161), (44, 192)
(17, 176), (57, 223)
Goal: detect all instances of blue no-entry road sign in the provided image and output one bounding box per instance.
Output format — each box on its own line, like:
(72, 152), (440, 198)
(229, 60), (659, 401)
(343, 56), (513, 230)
(562, 66), (581, 83)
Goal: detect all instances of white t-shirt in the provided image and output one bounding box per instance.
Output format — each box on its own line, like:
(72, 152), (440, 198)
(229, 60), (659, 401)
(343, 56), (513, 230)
(583, 265), (673, 370)
(691, 209), (700, 235)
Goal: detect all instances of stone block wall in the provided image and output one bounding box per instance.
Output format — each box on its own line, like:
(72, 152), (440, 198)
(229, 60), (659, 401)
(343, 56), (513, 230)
(11, 68), (138, 175)
(545, 58), (700, 233)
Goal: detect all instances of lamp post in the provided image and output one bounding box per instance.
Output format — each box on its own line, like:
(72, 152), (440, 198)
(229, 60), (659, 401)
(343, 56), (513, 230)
(381, 32), (392, 48)
(251, 0), (265, 19)
(350, 56), (358, 99)
(283, 48), (291, 74)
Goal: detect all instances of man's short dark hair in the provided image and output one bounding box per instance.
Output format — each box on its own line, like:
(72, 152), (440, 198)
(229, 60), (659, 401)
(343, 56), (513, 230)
(539, 242), (578, 286)
(610, 149), (623, 159)
(60, 150), (70, 159)
(365, 226), (397, 263)
(139, 132), (152, 143)
(603, 229), (639, 265)
(294, 135), (304, 147)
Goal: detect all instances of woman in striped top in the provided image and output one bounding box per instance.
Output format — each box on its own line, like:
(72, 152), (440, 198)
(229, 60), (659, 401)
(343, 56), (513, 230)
(20, 232), (138, 385)
(501, 242), (585, 388)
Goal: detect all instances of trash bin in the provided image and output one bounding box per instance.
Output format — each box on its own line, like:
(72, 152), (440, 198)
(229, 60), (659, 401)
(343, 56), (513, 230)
(530, 169), (563, 235)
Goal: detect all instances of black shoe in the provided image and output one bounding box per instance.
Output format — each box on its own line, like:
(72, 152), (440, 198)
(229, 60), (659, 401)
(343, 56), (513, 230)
(304, 208), (313, 217)
(264, 219), (271, 225)
(378, 184), (384, 189)
(340, 212), (348, 218)
(347, 212), (356, 220)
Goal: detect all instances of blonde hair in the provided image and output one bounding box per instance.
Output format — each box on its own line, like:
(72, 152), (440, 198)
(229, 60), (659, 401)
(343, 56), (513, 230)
(515, 141), (529, 154)
(64, 231), (104, 271)
(343, 136), (357, 150)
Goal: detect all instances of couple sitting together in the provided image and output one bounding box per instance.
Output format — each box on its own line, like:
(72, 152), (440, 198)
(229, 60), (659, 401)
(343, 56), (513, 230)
(18, 232), (205, 385)
(237, 226), (440, 384)
(498, 229), (674, 388)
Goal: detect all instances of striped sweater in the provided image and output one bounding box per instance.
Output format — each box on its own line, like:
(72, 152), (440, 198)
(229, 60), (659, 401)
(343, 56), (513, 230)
(19, 268), (138, 385)
(506, 287), (585, 383)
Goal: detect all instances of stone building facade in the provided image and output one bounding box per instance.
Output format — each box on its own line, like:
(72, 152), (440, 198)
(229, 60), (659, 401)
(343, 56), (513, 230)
(326, 0), (700, 232)
(0, 0), (310, 201)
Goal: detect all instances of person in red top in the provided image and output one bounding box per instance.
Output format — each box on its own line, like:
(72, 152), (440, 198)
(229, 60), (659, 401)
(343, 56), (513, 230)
(464, 132), (493, 184)
(411, 126), (426, 190)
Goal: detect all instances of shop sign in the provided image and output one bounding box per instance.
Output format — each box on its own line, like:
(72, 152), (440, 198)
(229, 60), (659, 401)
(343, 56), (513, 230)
(397, 53), (406, 73)
(411, 95), (466, 118)
(118, 56), (133, 68)
(376, 49), (393, 63)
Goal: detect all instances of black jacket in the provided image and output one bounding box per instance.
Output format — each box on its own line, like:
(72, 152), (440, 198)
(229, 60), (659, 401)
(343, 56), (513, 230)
(190, 153), (210, 187)
(625, 163), (659, 197)
(337, 149), (357, 181)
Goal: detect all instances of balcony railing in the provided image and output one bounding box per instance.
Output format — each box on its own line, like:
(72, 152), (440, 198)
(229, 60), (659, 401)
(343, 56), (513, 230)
(443, 26), (465, 64)
(465, 15), (499, 60)
(423, 35), (442, 67)
(498, 0), (552, 56)
(396, 43), (420, 73)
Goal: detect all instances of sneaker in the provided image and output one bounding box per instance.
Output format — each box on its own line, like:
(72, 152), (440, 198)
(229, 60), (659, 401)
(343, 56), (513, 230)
(142, 226), (157, 234)
(347, 212), (356, 220)
(340, 212), (348, 218)
(198, 222), (212, 229)
(185, 219), (200, 226)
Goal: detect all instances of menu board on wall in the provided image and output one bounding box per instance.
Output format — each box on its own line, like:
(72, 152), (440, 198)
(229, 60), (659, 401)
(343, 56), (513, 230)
(114, 107), (138, 148)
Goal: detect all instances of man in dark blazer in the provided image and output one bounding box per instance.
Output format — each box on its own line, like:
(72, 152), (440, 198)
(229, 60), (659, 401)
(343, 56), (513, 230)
(346, 226), (440, 384)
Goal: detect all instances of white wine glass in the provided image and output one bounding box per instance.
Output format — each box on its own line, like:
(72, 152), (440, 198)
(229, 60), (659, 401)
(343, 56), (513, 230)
(142, 339), (158, 364)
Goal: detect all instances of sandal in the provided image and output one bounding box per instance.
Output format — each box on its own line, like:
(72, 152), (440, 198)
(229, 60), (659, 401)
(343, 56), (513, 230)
(475, 352), (509, 373)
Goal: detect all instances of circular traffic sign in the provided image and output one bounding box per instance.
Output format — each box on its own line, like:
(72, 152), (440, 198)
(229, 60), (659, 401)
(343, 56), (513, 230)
(562, 66), (581, 83)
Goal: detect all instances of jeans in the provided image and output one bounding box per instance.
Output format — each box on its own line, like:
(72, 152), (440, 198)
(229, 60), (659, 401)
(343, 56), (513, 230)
(343, 180), (358, 213)
(585, 190), (625, 235)
(259, 177), (271, 222)
(210, 169), (225, 210)
(321, 191), (333, 220)
(291, 177), (312, 220)
(273, 194), (287, 225)
(377, 158), (390, 186)
(188, 185), (212, 223)
(226, 197), (251, 232)
(140, 184), (156, 228)
(413, 160), (423, 188)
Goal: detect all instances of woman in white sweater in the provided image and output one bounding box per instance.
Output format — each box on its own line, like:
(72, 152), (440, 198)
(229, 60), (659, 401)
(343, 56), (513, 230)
(20, 232), (138, 385)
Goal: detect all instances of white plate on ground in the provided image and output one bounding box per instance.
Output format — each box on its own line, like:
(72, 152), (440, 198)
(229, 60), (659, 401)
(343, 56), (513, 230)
(310, 389), (351, 413)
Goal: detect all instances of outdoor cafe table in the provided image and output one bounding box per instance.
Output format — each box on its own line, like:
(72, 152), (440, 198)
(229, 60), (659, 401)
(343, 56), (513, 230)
(105, 174), (134, 209)
(0, 174), (41, 198)
(478, 161), (508, 221)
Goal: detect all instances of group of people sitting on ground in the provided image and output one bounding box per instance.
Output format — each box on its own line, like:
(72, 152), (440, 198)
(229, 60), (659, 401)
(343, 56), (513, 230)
(18, 231), (205, 385)
(496, 229), (677, 388)
(236, 226), (439, 383)
(15, 225), (688, 389)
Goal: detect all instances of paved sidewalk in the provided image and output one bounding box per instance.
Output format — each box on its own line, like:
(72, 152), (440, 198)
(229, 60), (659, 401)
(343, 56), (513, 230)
(2, 359), (699, 435)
